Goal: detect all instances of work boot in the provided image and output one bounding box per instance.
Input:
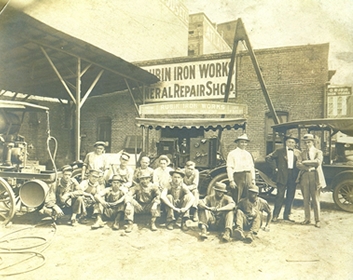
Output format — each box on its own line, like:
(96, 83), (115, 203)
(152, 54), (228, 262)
(233, 227), (245, 240)
(244, 232), (254, 243)
(166, 221), (174, 230)
(200, 225), (208, 239)
(151, 218), (157, 231)
(193, 210), (199, 222)
(222, 229), (231, 242)
(125, 222), (133, 233)
(91, 216), (105, 229)
(69, 219), (78, 227)
(181, 219), (189, 231)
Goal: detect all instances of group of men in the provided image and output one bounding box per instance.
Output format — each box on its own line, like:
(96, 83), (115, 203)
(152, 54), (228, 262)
(40, 140), (272, 243)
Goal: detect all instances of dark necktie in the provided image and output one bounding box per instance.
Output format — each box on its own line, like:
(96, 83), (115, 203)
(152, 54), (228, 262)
(288, 148), (294, 151)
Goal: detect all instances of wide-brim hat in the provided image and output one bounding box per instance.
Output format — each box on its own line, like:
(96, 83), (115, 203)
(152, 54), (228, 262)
(284, 134), (299, 143)
(234, 134), (250, 143)
(138, 171), (152, 180)
(61, 164), (73, 172)
(213, 182), (227, 193)
(158, 155), (171, 166)
(169, 168), (185, 177)
(302, 134), (315, 142)
(248, 184), (259, 194)
(121, 152), (130, 161)
(93, 141), (106, 147)
(89, 169), (103, 177)
(109, 175), (125, 183)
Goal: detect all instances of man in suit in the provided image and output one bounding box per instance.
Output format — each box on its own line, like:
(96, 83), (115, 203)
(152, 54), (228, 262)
(296, 134), (326, 228)
(266, 135), (300, 222)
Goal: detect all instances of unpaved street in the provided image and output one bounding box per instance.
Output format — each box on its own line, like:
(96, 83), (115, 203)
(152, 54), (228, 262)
(1, 191), (352, 280)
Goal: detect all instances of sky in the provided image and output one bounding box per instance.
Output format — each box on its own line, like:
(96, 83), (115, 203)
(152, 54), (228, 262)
(183, 0), (353, 85)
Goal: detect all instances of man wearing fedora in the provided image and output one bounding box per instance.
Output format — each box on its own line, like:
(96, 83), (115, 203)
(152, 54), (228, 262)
(198, 182), (235, 242)
(153, 155), (174, 191)
(266, 135), (301, 222)
(160, 168), (195, 230)
(226, 134), (256, 203)
(126, 171), (161, 231)
(98, 175), (129, 231)
(296, 134), (326, 228)
(234, 184), (272, 243)
(81, 141), (109, 180)
(56, 165), (85, 226)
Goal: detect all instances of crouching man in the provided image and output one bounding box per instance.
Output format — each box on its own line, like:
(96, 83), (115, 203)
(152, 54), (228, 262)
(161, 168), (195, 230)
(102, 175), (129, 231)
(234, 184), (272, 243)
(126, 171), (161, 232)
(198, 182), (235, 242)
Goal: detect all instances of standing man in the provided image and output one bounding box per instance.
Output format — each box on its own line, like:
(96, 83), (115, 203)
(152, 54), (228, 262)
(266, 135), (300, 222)
(81, 141), (109, 180)
(296, 134), (326, 228)
(182, 161), (200, 222)
(153, 155), (174, 191)
(127, 171), (161, 231)
(108, 152), (134, 188)
(226, 134), (255, 203)
(198, 182), (235, 242)
(161, 168), (195, 230)
(234, 184), (272, 243)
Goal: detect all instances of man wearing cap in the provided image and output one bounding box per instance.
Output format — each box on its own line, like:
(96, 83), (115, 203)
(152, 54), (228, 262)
(133, 156), (154, 183)
(126, 171), (161, 231)
(182, 161), (200, 222)
(79, 169), (107, 229)
(266, 135), (301, 222)
(160, 168), (195, 230)
(296, 134), (326, 228)
(234, 184), (272, 243)
(98, 175), (129, 231)
(198, 182), (235, 242)
(56, 165), (85, 226)
(108, 152), (134, 188)
(153, 155), (174, 191)
(81, 141), (109, 180)
(226, 134), (256, 203)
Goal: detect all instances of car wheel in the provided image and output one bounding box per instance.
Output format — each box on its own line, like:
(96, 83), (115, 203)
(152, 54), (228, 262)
(333, 179), (353, 212)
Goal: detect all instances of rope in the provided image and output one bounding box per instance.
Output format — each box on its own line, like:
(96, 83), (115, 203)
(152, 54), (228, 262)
(0, 221), (56, 276)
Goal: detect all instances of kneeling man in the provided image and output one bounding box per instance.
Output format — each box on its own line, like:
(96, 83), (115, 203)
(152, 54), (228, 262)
(127, 171), (161, 231)
(198, 182), (235, 242)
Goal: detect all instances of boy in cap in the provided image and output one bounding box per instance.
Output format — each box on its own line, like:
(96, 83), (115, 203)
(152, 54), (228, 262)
(126, 171), (161, 231)
(266, 135), (300, 222)
(153, 155), (174, 191)
(234, 184), (272, 243)
(226, 134), (255, 203)
(182, 161), (200, 222)
(79, 169), (107, 229)
(198, 182), (235, 242)
(296, 134), (326, 228)
(81, 141), (109, 180)
(56, 165), (85, 226)
(99, 175), (129, 230)
(160, 168), (195, 230)
(108, 152), (134, 188)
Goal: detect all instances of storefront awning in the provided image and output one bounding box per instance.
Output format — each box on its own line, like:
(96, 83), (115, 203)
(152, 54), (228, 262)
(135, 117), (247, 130)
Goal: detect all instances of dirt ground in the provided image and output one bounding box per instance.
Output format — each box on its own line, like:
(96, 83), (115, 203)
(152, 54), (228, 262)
(1, 190), (352, 280)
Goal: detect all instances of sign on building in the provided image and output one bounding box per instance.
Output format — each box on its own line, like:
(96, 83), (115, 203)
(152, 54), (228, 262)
(142, 58), (235, 102)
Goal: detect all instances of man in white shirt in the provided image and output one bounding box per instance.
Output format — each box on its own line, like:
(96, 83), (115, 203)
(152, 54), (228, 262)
(226, 134), (255, 203)
(153, 155), (174, 191)
(81, 141), (108, 180)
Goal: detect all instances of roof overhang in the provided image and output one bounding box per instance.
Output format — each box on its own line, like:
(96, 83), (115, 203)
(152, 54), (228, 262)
(136, 117), (247, 130)
(0, 7), (159, 100)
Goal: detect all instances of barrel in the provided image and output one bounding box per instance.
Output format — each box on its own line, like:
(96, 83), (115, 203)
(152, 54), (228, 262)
(19, 180), (49, 208)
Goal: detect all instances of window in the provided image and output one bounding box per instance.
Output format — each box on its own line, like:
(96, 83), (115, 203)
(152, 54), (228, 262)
(124, 135), (142, 153)
(97, 117), (111, 152)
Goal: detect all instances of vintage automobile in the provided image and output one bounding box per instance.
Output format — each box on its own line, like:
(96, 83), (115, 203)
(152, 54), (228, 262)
(0, 100), (59, 225)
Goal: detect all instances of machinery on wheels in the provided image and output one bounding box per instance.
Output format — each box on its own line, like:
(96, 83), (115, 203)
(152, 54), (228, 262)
(0, 100), (59, 225)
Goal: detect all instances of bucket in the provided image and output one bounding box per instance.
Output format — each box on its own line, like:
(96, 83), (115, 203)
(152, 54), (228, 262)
(19, 180), (49, 208)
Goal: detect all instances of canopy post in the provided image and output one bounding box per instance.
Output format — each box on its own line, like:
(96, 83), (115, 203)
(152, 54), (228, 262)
(75, 58), (81, 161)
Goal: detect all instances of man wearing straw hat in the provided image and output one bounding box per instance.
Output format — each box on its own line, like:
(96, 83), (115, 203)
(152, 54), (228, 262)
(153, 155), (174, 191)
(81, 141), (109, 180)
(226, 134), (255, 203)
(198, 182), (235, 242)
(296, 134), (326, 228)
(126, 171), (161, 231)
(161, 168), (195, 230)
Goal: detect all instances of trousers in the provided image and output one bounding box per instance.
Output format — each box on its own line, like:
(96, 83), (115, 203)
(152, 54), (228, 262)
(300, 171), (320, 222)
